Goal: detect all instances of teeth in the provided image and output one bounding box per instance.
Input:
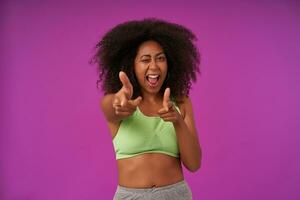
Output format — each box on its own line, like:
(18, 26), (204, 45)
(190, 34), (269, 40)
(147, 74), (159, 78)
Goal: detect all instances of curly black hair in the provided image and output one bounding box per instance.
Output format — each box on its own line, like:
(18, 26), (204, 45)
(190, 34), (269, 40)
(90, 18), (201, 103)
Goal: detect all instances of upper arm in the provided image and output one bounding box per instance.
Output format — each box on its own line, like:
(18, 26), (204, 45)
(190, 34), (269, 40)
(100, 95), (109, 115)
(100, 95), (121, 138)
(100, 94), (119, 123)
(181, 96), (198, 138)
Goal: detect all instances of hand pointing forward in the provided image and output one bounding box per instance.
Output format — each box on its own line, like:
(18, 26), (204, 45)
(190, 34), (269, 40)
(113, 71), (142, 117)
(158, 88), (181, 123)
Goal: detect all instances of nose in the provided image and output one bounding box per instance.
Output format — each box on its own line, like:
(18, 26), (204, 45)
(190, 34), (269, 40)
(148, 59), (159, 70)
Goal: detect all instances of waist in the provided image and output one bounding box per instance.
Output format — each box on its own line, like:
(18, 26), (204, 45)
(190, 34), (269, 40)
(117, 179), (188, 192)
(117, 153), (184, 188)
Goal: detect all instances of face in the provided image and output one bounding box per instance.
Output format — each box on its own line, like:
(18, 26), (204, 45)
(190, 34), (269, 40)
(134, 40), (168, 96)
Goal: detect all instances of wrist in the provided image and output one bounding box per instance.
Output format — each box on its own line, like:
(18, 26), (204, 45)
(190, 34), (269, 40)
(173, 114), (185, 128)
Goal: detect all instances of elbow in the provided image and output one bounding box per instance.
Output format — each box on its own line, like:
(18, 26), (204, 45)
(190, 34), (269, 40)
(188, 165), (200, 173)
(183, 148), (202, 172)
(188, 147), (203, 172)
(187, 161), (201, 173)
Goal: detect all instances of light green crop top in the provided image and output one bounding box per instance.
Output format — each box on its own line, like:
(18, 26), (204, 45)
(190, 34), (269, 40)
(112, 106), (181, 160)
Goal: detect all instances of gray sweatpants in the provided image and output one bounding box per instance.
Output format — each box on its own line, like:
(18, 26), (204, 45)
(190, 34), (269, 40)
(113, 180), (193, 200)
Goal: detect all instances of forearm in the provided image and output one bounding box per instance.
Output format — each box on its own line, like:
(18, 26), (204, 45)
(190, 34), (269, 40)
(100, 94), (125, 123)
(173, 118), (202, 172)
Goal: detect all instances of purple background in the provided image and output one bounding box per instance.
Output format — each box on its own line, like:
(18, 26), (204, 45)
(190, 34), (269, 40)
(1, 0), (300, 199)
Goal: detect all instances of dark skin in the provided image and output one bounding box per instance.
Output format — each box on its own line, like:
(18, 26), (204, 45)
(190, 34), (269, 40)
(101, 40), (201, 188)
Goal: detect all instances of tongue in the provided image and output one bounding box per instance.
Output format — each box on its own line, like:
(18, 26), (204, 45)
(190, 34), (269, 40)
(148, 78), (158, 84)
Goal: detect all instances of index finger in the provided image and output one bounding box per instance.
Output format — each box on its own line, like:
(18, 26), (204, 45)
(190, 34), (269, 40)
(163, 87), (170, 110)
(119, 71), (132, 90)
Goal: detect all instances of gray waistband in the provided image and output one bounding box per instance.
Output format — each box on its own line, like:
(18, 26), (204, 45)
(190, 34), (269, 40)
(116, 180), (187, 193)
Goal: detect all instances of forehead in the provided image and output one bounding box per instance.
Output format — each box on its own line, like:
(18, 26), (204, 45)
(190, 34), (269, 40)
(136, 40), (164, 55)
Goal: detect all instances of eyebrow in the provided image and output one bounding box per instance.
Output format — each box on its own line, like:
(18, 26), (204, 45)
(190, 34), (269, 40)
(140, 52), (165, 59)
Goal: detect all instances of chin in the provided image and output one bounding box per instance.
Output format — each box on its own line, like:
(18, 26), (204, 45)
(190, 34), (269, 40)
(147, 88), (161, 94)
(142, 84), (162, 95)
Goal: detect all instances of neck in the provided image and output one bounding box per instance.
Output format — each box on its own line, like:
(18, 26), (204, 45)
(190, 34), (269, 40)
(141, 92), (162, 105)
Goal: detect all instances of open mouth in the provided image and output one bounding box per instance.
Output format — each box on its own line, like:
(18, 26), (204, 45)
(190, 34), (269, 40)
(146, 74), (160, 87)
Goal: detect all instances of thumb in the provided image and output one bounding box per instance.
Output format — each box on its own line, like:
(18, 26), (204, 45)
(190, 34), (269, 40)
(131, 96), (142, 107)
(163, 88), (170, 111)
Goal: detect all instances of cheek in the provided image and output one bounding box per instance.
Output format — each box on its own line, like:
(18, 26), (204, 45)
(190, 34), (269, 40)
(134, 66), (145, 81)
(161, 64), (168, 78)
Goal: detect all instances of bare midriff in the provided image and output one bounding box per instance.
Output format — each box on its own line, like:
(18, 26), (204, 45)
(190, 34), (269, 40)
(116, 153), (184, 188)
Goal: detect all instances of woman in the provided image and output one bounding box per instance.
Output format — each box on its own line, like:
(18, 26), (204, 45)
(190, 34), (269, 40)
(91, 18), (202, 200)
